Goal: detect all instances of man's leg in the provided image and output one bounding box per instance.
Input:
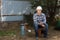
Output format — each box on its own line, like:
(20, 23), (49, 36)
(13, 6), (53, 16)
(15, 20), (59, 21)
(34, 24), (39, 40)
(43, 23), (48, 38)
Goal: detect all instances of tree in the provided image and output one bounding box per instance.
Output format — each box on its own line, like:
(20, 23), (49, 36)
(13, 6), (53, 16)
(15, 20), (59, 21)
(30, 0), (58, 25)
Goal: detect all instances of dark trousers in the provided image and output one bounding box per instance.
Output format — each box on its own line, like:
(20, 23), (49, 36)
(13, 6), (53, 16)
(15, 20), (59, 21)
(34, 23), (48, 37)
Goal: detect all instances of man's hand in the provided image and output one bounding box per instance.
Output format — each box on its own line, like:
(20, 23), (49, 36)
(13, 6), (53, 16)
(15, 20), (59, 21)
(38, 22), (43, 25)
(38, 22), (45, 28)
(41, 24), (45, 28)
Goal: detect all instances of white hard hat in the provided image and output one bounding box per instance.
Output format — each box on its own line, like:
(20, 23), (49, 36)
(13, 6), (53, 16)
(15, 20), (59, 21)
(36, 6), (42, 10)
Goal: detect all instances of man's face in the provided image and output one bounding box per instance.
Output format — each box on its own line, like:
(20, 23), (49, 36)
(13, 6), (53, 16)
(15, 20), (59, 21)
(36, 9), (42, 15)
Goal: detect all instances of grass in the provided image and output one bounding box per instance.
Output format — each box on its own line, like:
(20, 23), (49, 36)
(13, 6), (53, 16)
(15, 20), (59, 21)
(0, 30), (16, 36)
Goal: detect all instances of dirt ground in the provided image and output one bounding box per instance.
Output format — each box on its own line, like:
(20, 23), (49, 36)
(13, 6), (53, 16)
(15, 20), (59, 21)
(0, 26), (60, 40)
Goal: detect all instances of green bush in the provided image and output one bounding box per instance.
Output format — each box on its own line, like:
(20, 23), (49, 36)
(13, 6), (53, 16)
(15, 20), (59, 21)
(24, 14), (33, 27)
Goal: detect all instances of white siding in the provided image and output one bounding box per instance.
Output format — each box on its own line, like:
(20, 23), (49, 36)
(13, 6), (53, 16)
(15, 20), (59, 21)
(1, 16), (23, 21)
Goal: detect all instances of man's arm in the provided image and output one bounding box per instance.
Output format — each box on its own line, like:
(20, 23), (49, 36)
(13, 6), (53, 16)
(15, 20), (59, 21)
(39, 14), (46, 27)
(33, 14), (38, 25)
(42, 14), (46, 24)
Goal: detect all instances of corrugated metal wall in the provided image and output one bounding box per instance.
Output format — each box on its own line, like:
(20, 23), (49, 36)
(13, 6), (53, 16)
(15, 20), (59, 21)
(1, 0), (31, 21)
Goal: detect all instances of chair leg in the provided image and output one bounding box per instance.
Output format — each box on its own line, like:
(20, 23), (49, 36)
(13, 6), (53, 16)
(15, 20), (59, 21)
(38, 29), (41, 37)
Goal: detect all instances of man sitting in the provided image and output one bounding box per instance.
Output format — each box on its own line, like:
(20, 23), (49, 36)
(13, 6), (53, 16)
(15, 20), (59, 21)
(33, 6), (48, 40)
